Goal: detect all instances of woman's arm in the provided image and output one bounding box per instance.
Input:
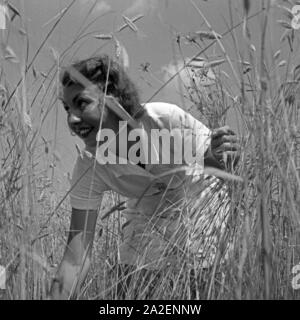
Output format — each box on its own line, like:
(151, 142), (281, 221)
(49, 207), (98, 299)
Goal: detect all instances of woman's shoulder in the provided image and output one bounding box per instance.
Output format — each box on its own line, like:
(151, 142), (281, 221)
(142, 101), (185, 117)
(142, 102), (191, 127)
(142, 101), (207, 130)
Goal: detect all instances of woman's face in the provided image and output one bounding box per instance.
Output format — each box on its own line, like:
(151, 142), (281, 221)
(61, 83), (107, 148)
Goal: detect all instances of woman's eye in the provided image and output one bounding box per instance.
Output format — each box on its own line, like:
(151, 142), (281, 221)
(63, 103), (70, 112)
(78, 99), (89, 110)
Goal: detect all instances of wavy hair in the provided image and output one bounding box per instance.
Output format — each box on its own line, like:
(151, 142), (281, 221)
(60, 55), (145, 119)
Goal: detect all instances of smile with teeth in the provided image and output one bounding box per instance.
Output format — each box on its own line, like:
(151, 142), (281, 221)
(75, 127), (94, 138)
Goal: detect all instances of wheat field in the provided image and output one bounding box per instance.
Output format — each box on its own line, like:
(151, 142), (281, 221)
(0, 0), (299, 300)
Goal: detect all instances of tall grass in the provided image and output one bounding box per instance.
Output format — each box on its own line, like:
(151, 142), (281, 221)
(0, 0), (299, 300)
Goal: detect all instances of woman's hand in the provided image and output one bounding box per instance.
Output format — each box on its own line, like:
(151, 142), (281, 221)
(49, 275), (67, 300)
(49, 262), (80, 300)
(48, 208), (98, 300)
(204, 125), (240, 170)
(210, 126), (240, 170)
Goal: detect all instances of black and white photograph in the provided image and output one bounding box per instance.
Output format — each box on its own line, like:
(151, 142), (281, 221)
(0, 0), (299, 304)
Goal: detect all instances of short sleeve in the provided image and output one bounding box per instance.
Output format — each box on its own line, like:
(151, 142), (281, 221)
(70, 155), (109, 210)
(147, 103), (211, 167)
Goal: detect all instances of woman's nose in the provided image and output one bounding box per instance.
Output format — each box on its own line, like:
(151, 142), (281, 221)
(68, 112), (81, 124)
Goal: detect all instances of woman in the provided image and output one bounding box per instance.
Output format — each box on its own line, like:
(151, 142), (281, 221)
(50, 54), (239, 299)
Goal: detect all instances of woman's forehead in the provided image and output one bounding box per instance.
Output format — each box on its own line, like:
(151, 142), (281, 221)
(59, 83), (83, 101)
(59, 82), (104, 103)
(59, 66), (104, 101)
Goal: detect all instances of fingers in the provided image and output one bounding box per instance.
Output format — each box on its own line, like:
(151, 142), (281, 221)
(211, 126), (238, 150)
(217, 142), (239, 152)
(212, 126), (236, 139)
(212, 149), (240, 169)
(222, 150), (240, 161)
(211, 134), (239, 149)
(49, 277), (64, 300)
(209, 126), (241, 171)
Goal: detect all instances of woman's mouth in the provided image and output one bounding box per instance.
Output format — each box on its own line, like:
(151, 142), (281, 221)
(75, 127), (94, 138)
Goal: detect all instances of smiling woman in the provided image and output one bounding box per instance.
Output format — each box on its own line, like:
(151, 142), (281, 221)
(60, 83), (102, 145)
(50, 54), (240, 300)
(58, 55), (145, 147)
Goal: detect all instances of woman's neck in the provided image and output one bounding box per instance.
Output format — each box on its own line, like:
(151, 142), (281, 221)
(85, 112), (143, 160)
